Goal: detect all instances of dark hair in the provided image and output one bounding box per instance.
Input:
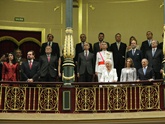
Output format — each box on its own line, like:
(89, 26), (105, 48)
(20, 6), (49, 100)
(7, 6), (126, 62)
(146, 31), (153, 35)
(98, 32), (104, 37)
(28, 50), (35, 56)
(115, 33), (121, 37)
(101, 41), (108, 45)
(129, 36), (137, 45)
(47, 33), (54, 38)
(6, 52), (17, 64)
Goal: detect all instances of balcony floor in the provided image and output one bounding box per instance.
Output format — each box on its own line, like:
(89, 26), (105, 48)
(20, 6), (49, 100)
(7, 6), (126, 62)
(0, 111), (165, 124)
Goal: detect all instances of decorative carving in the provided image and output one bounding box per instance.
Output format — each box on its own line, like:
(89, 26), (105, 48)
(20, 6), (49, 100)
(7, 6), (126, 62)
(4, 87), (25, 110)
(107, 87), (127, 110)
(139, 86), (160, 110)
(75, 88), (96, 111)
(38, 88), (59, 111)
(63, 28), (75, 59)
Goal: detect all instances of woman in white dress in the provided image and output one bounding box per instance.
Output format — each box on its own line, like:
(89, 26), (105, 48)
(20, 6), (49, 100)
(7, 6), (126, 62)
(120, 58), (137, 82)
(100, 59), (118, 86)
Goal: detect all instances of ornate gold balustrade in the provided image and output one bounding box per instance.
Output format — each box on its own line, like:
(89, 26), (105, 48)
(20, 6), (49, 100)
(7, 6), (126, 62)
(0, 80), (164, 113)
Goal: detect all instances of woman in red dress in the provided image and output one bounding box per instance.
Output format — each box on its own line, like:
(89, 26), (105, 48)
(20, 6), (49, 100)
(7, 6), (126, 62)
(2, 53), (19, 85)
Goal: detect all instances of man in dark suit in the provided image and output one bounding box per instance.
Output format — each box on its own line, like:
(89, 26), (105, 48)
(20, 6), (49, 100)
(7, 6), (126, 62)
(39, 46), (58, 82)
(77, 42), (95, 82)
(74, 34), (93, 63)
(40, 33), (60, 59)
(15, 49), (26, 64)
(21, 50), (40, 82)
(93, 32), (110, 57)
(110, 33), (127, 81)
(137, 58), (155, 81)
(74, 34), (93, 81)
(157, 33), (164, 50)
(145, 40), (163, 79)
(126, 40), (143, 71)
(140, 31), (153, 58)
(14, 49), (26, 80)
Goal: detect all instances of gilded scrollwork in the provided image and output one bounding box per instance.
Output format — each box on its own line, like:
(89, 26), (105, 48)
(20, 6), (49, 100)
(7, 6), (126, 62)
(38, 88), (59, 111)
(4, 87), (25, 110)
(139, 86), (160, 110)
(107, 87), (127, 110)
(63, 28), (75, 59)
(75, 88), (96, 111)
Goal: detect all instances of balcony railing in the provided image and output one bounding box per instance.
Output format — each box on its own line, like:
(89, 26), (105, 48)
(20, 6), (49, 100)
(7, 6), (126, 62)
(0, 80), (164, 113)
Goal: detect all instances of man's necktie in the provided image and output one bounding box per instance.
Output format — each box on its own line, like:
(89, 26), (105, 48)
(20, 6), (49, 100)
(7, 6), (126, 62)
(48, 42), (51, 46)
(117, 43), (120, 50)
(143, 68), (146, 75)
(152, 48), (155, 57)
(82, 43), (84, 50)
(132, 49), (135, 55)
(29, 60), (32, 69)
(47, 55), (50, 62)
(85, 51), (88, 59)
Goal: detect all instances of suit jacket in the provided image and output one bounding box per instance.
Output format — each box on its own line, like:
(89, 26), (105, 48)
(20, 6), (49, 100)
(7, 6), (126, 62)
(158, 42), (163, 50)
(93, 41), (110, 56)
(39, 54), (58, 78)
(140, 40), (152, 58)
(120, 68), (137, 82)
(100, 69), (118, 82)
(40, 42), (60, 59)
(110, 42), (127, 70)
(126, 49), (143, 71)
(77, 52), (95, 75)
(137, 67), (155, 80)
(74, 42), (93, 62)
(21, 60), (40, 81)
(145, 48), (163, 72)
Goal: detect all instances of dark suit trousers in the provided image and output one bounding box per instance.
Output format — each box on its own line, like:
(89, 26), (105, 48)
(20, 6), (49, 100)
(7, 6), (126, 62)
(39, 73), (56, 82)
(79, 68), (93, 82)
(154, 71), (163, 79)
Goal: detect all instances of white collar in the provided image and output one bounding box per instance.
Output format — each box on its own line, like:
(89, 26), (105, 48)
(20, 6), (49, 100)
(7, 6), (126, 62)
(84, 50), (89, 53)
(28, 59), (33, 62)
(152, 48), (157, 50)
(143, 66), (148, 69)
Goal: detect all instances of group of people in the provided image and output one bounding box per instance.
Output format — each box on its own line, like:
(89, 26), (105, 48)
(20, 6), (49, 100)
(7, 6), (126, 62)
(76, 31), (164, 84)
(0, 34), (59, 85)
(0, 31), (164, 86)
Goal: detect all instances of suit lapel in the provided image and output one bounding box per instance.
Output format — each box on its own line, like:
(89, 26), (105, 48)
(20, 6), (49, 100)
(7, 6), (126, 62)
(88, 52), (92, 59)
(115, 43), (118, 51)
(26, 61), (31, 70)
(140, 68), (145, 75)
(153, 49), (158, 57)
(97, 42), (101, 50)
(129, 51), (133, 57)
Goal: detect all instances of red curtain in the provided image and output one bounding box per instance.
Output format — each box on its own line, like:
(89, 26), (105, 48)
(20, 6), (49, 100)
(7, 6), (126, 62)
(0, 29), (41, 59)
(0, 40), (17, 55)
(20, 41), (40, 60)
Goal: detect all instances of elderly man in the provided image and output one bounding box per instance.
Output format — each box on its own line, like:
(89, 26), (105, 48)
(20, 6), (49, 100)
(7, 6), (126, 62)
(137, 58), (155, 81)
(39, 46), (58, 82)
